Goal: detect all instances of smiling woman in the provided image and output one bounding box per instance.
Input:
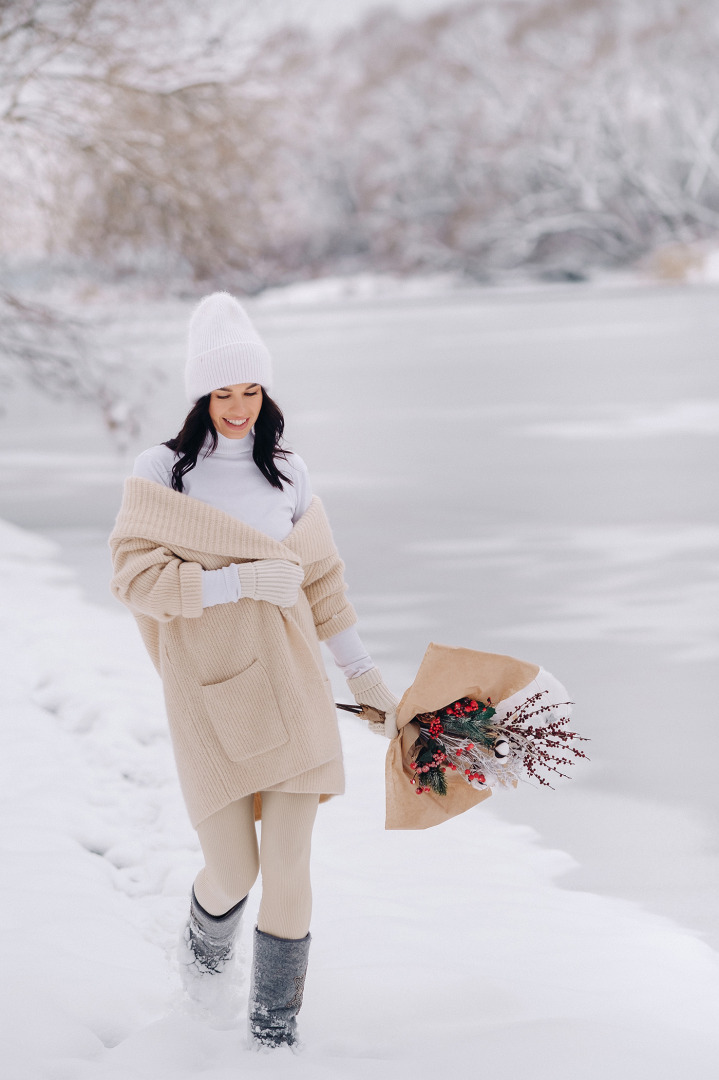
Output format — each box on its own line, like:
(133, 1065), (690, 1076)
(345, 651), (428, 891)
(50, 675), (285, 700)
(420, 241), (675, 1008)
(109, 291), (399, 1050)
(155, 376), (293, 504)
(209, 383), (263, 438)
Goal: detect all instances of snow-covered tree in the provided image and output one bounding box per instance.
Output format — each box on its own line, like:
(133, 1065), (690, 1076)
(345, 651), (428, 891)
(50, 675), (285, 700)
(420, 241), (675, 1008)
(3, 0), (719, 431)
(0, 0), (300, 431)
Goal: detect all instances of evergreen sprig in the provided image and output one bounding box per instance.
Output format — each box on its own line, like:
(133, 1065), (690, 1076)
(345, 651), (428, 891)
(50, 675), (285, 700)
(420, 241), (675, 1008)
(412, 735), (449, 796)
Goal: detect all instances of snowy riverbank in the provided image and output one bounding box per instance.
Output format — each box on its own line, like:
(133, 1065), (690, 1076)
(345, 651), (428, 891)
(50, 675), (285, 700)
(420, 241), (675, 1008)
(2, 279), (718, 1076)
(2, 512), (719, 1078)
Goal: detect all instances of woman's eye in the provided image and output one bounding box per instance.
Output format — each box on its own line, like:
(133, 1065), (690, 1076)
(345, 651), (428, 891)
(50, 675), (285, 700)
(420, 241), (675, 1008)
(215, 394), (230, 399)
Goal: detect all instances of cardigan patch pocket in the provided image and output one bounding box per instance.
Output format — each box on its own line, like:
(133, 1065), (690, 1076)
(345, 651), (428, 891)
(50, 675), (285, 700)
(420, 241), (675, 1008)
(200, 660), (289, 762)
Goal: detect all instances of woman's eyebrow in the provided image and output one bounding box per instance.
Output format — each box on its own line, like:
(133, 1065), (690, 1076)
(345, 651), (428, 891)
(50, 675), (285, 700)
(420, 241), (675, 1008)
(216, 384), (259, 391)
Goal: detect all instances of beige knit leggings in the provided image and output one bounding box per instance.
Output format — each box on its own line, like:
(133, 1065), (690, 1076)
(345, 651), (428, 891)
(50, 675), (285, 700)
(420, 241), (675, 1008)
(193, 791), (320, 940)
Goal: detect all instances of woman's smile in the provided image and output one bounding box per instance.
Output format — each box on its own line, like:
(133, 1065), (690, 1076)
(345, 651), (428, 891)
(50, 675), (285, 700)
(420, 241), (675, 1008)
(209, 382), (263, 437)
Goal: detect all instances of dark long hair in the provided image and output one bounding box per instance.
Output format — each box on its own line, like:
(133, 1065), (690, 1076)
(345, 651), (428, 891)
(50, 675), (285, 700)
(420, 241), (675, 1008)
(163, 391), (293, 493)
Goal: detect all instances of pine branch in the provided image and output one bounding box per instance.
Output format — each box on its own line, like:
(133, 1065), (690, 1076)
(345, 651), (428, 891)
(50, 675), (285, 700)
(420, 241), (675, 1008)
(425, 767), (448, 797)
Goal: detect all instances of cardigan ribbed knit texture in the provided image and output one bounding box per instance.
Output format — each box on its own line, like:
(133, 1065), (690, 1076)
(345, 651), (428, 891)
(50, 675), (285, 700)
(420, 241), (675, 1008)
(109, 477), (357, 827)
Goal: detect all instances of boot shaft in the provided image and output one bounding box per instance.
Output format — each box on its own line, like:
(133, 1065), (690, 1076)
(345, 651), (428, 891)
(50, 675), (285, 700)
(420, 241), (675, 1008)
(187, 888), (247, 973)
(248, 927), (311, 1049)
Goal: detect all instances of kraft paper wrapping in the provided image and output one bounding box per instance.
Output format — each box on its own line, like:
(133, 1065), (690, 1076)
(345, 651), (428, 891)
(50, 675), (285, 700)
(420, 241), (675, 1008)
(385, 642), (540, 830)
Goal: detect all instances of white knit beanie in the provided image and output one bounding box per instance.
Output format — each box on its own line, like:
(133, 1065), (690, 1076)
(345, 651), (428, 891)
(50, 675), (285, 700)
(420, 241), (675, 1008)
(185, 292), (273, 403)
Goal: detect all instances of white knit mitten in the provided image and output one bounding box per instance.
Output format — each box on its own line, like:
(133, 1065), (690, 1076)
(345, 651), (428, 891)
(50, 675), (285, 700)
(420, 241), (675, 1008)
(346, 667), (400, 739)
(237, 559), (305, 607)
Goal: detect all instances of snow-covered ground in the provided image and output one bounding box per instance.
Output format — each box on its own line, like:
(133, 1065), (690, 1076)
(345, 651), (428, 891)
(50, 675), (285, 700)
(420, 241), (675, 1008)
(1, 279), (718, 1077)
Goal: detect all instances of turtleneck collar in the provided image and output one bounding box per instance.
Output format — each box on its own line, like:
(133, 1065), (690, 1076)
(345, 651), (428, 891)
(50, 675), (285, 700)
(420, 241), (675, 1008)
(202, 428), (255, 459)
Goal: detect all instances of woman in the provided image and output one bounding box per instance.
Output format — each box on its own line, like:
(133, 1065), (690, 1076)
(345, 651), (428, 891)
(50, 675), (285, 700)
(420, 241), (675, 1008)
(108, 291), (399, 1049)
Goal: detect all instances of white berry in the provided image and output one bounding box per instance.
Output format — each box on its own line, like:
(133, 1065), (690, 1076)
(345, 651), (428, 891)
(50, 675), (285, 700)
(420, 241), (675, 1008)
(494, 738), (510, 760)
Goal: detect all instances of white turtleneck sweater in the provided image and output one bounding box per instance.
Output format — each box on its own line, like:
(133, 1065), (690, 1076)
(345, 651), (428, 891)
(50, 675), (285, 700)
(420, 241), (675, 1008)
(132, 429), (374, 679)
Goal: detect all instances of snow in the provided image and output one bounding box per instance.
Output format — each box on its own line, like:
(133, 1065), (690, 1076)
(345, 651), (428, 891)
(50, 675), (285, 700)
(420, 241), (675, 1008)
(523, 399), (719, 438)
(408, 524), (719, 661)
(3, 518), (719, 1077)
(1, 280), (718, 1076)
(256, 272), (465, 307)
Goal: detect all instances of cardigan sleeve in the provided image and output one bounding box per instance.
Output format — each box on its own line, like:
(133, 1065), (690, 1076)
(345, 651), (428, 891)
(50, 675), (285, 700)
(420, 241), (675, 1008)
(302, 551), (358, 641)
(110, 535), (204, 622)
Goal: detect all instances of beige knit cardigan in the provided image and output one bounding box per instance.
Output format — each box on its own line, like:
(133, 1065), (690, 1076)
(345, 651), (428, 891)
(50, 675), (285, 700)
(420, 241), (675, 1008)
(108, 477), (358, 827)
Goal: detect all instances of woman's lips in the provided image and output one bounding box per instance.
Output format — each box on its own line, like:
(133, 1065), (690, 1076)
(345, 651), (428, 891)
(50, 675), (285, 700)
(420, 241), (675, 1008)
(224, 417), (249, 428)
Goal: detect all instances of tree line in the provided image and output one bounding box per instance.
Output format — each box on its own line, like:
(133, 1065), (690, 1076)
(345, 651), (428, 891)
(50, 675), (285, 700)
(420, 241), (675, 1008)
(2, 0), (718, 431)
(2, 0), (719, 288)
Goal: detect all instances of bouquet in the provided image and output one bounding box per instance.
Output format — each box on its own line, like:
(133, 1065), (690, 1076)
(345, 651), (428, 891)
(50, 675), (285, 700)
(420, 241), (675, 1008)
(409, 689), (586, 796)
(381, 643), (588, 830)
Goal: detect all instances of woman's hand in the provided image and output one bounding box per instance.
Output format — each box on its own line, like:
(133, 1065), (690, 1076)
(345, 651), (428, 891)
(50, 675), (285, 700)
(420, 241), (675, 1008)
(346, 667), (400, 738)
(237, 559), (305, 607)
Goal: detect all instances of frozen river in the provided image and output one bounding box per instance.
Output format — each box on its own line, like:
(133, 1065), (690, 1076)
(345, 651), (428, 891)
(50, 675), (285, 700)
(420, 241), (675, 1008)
(1, 278), (717, 947)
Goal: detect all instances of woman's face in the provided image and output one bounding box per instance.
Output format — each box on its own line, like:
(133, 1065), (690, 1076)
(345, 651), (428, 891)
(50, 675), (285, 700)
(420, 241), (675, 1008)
(208, 382), (263, 438)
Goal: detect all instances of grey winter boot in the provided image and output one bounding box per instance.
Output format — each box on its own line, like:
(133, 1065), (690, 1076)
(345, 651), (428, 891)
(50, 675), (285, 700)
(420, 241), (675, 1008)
(248, 927), (311, 1049)
(182, 886), (247, 977)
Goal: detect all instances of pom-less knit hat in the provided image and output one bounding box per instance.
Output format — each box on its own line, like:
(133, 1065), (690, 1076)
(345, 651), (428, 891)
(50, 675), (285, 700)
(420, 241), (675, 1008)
(185, 291), (273, 403)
